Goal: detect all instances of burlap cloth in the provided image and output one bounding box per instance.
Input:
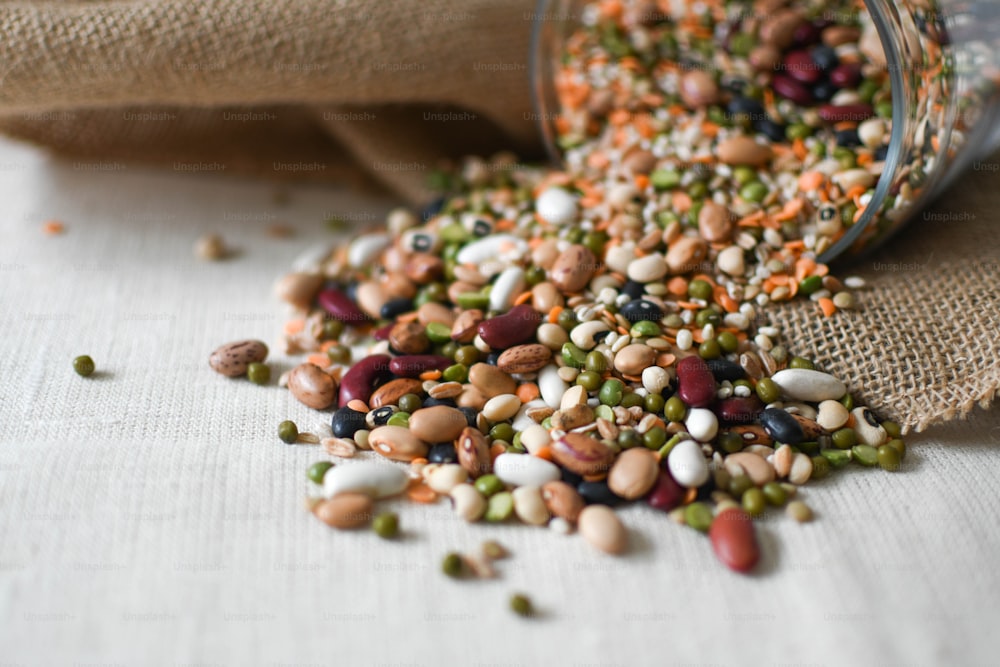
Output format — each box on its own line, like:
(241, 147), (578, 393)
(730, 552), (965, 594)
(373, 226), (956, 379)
(1, 0), (997, 432)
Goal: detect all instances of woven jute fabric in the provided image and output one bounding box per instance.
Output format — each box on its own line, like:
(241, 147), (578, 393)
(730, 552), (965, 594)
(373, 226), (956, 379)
(776, 164), (1000, 432)
(0, 0), (997, 432)
(0, 0), (542, 202)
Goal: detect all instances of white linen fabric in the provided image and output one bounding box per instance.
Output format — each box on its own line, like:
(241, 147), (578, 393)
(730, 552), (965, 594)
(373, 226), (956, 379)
(1, 137), (998, 667)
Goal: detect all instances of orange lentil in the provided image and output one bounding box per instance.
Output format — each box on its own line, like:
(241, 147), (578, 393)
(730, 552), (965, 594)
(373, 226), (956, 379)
(419, 370), (442, 381)
(798, 171), (825, 191)
(667, 276), (689, 296)
(489, 443), (507, 461)
(534, 446), (556, 462)
(347, 399), (369, 413)
(548, 305), (564, 324)
(516, 382), (540, 403)
(406, 483), (438, 504)
(284, 319), (305, 335)
(307, 353), (330, 367)
(513, 291), (534, 307)
(818, 298), (837, 317)
(42, 220), (65, 235)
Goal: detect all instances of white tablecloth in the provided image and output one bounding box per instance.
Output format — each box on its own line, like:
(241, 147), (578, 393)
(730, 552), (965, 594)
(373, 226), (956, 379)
(1, 136), (998, 666)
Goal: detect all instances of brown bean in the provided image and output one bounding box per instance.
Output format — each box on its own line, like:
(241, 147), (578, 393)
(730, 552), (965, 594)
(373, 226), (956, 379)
(369, 378), (424, 409)
(551, 404), (595, 431)
(716, 136), (773, 166)
(273, 273), (323, 310)
(468, 363), (517, 398)
(314, 493), (374, 529)
(388, 321), (430, 355)
(416, 302), (457, 327)
(457, 427), (492, 478)
(209, 339), (268, 377)
(530, 282), (564, 314)
(287, 363), (336, 410)
(679, 70), (719, 108)
(665, 236), (708, 274)
(368, 425), (429, 462)
(759, 8), (803, 49)
(607, 448), (659, 500)
(622, 148), (657, 174)
(550, 244), (597, 293)
(698, 201), (734, 243)
(408, 406), (468, 443)
(404, 253), (444, 284)
(541, 480), (585, 523)
(551, 433), (615, 476)
(497, 344), (552, 374)
(450, 309), (484, 343)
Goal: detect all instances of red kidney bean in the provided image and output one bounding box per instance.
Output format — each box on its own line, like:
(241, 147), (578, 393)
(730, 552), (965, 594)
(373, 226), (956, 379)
(783, 51), (822, 84)
(372, 323), (393, 341)
(771, 74), (814, 105)
(646, 469), (686, 512)
(819, 103), (874, 123)
(792, 21), (821, 47)
(676, 356), (716, 408)
(709, 508), (760, 573)
(338, 354), (392, 407)
(829, 63), (861, 89)
(477, 304), (541, 349)
(716, 396), (764, 425)
(388, 355), (452, 378)
(317, 288), (369, 324)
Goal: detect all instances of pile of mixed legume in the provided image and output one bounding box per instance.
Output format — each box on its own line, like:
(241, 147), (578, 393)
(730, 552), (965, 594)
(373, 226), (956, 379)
(551, 0), (897, 259)
(209, 0), (912, 576)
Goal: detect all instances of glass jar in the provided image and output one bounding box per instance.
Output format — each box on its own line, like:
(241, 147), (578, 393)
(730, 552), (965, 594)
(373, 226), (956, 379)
(530, 0), (1000, 262)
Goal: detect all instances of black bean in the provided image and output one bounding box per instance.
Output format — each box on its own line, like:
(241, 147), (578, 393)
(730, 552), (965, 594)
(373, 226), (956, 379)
(577, 480), (627, 507)
(727, 97), (765, 118)
(380, 297), (414, 320)
(421, 397), (457, 409)
(427, 443), (458, 464)
(459, 407), (479, 428)
(810, 45), (839, 71)
(331, 407), (367, 439)
(755, 118), (787, 143)
(812, 80), (837, 102)
(836, 128), (862, 147)
(705, 358), (745, 382)
(620, 280), (646, 300)
(758, 408), (805, 445)
(560, 468), (583, 487)
(620, 299), (665, 323)
(421, 197), (445, 221)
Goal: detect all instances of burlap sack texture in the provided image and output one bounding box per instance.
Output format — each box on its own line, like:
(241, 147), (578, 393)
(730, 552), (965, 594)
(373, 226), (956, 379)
(0, 0), (544, 202)
(1, 0), (997, 432)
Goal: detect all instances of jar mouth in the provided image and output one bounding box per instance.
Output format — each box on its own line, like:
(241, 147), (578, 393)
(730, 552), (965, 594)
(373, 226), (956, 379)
(528, 0), (911, 266)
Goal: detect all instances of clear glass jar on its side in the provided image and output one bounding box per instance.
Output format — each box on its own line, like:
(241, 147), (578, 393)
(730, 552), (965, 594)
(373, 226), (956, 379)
(530, 0), (1000, 263)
